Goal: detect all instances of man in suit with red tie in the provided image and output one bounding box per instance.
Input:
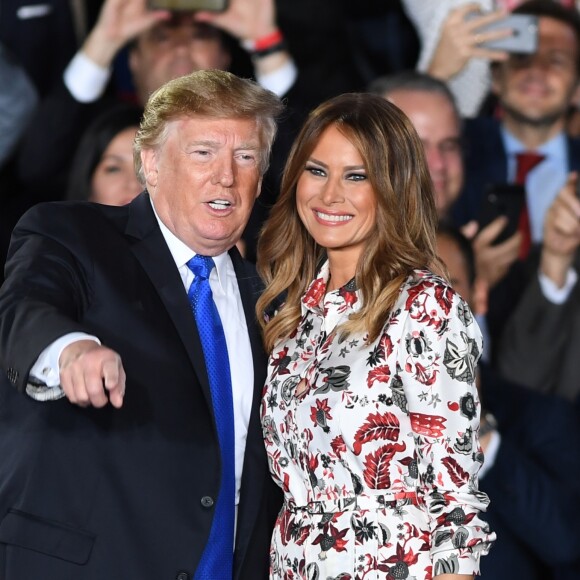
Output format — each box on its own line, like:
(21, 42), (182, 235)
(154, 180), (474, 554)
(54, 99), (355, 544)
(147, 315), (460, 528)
(451, 0), (580, 357)
(0, 69), (283, 579)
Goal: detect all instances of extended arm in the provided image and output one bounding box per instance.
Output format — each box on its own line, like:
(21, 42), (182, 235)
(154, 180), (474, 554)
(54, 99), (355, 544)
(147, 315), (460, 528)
(0, 204), (126, 407)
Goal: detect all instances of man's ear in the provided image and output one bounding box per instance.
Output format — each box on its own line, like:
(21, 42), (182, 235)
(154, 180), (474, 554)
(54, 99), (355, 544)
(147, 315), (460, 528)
(128, 46), (140, 81)
(254, 177), (263, 200)
(216, 43), (231, 74)
(128, 46), (145, 100)
(141, 149), (158, 190)
(490, 62), (503, 97)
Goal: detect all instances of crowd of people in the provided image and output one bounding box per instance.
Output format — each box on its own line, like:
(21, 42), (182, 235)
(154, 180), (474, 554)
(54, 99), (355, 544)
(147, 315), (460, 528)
(0, 0), (579, 578)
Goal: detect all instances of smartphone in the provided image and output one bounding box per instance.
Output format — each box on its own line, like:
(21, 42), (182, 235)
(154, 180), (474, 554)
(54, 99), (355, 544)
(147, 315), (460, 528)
(149, 0), (228, 11)
(477, 183), (526, 244)
(469, 13), (538, 54)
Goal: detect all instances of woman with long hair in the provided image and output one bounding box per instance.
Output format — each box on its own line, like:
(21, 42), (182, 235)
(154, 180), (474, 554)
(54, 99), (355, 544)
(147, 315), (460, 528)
(257, 93), (494, 579)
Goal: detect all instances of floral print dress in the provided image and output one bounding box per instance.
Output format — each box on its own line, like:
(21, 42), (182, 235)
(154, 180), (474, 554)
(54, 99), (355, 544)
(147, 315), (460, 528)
(261, 264), (495, 579)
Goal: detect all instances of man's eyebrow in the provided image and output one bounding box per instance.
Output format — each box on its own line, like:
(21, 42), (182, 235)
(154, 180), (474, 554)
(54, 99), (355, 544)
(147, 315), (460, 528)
(185, 139), (260, 150)
(236, 142), (260, 150)
(187, 140), (219, 147)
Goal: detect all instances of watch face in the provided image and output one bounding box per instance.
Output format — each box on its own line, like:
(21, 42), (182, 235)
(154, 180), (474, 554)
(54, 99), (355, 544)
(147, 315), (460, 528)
(479, 411), (498, 437)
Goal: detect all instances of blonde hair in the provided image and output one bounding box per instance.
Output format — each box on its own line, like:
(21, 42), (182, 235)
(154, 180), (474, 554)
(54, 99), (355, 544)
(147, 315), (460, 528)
(134, 69), (283, 183)
(256, 92), (442, 352)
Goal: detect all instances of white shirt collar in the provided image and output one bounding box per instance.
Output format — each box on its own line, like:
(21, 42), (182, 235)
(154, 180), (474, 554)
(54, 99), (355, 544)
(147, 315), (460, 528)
(149, 197), (228, 293)
(501, 126), (567, 160)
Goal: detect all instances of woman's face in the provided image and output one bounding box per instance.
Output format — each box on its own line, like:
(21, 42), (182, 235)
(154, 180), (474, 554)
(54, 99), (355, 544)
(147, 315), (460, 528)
(296, 124), (377, 263)
(91, 127), (142, 206)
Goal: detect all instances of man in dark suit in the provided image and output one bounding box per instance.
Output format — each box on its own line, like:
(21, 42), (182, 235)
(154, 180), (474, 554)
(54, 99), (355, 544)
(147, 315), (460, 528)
(498, 169), (580, 404)
(0, 69), (283, 579)
(451, 0), (580, 353)
(436, 225), (580, 579)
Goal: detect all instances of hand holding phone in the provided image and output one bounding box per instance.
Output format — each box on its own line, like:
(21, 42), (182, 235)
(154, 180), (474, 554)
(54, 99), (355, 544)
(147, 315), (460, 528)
(473, 185), (525, 289)
(149, 0), (228, 11)
(469, 13), (538, 54)
(477, 183), (526, 245)
(427, 5), (515, 81)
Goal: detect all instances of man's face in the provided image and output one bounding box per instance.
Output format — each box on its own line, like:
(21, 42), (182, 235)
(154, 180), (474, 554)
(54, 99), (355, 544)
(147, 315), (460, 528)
(386, 89), (463, 219)
(129, 15), (230, 105)
(493, 16), (580, 129)
(141, 115), (263, 256)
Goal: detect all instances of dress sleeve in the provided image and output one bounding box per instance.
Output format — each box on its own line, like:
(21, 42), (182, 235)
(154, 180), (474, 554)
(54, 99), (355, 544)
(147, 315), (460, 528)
(397, 278), (495, 575)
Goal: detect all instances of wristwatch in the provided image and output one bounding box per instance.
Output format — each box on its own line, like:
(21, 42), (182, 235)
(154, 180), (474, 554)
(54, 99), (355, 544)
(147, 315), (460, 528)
(479, 411), (498, 437)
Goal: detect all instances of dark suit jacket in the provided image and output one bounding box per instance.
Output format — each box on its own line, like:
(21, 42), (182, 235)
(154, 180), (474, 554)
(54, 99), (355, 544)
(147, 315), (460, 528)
(452, 116), (580, 228)
(0, 0), (102, 98)
(450, 117), (580, 357)
(498, 252), (580, 404)
(478, 365), (580, 579)
(0, 192), (281, 579)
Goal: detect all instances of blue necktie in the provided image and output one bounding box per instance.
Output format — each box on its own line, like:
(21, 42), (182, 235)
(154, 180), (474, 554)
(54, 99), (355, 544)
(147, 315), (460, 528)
(187, 255), (235, 579)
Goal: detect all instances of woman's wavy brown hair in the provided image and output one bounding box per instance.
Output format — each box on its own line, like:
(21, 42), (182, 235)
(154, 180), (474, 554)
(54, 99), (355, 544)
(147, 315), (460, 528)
(256, 92), (443, 352)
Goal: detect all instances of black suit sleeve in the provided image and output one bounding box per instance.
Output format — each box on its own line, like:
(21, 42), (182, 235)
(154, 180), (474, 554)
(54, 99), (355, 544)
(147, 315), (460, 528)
(0, 203), (93, 391)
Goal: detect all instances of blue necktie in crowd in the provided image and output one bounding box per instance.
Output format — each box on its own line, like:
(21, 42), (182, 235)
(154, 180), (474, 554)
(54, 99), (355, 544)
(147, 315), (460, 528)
(187, 254), (235, 579)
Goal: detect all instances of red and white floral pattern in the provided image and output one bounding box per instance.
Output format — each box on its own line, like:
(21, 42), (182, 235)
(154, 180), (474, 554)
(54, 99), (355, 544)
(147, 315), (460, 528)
(261, 263), (495, 579)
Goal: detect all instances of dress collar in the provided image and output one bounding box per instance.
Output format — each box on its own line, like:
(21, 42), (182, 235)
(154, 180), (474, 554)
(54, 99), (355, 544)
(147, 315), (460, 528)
(301, 260), (359, 316)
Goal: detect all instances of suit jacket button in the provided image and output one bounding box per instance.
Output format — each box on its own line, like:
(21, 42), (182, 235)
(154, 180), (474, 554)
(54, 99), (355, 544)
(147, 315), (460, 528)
(175, 572), (190, 580)
(201, 496), (214, 508)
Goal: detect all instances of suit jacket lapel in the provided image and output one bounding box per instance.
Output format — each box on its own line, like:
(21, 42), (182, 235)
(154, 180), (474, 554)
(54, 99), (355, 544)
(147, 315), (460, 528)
(229, 248), (271, 570)
(126, 196), (271, 570)
(125, 193), (213, 408)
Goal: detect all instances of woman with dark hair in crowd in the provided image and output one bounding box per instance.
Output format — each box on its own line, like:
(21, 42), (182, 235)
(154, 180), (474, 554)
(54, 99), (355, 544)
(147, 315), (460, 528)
(67, 104), (143, 205)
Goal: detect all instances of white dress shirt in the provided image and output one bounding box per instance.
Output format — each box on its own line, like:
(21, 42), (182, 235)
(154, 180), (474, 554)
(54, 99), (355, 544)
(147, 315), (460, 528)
(501, 128), (579, 303)
(28, 199), (254, 506)
(64, 49), (297, 103)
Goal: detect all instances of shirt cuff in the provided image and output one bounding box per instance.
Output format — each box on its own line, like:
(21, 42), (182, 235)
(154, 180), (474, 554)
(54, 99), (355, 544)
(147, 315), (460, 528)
(255, 59), (297, 97)
(27, 332), (101, 400)
(478, 430), (501, 479)
(538, 267), (578, 305)
(63, 51), (111, 103)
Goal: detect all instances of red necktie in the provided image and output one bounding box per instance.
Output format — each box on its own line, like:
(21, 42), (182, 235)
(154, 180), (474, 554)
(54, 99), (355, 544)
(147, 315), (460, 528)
(514, 151), (545, 260)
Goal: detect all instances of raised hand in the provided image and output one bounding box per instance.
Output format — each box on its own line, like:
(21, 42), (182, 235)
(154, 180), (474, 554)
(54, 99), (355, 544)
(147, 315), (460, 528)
(83, 0), (170, 68)
(193, 0), (277, 43)
(464, 216), (522, 290)
(428, 3), (511, 81)
(540, 173), (580, 288)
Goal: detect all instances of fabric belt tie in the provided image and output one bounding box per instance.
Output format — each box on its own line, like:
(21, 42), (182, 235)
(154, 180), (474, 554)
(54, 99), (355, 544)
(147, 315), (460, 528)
(285, 490), (420, 515)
